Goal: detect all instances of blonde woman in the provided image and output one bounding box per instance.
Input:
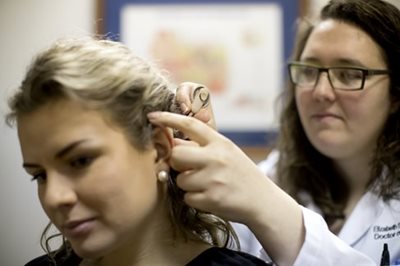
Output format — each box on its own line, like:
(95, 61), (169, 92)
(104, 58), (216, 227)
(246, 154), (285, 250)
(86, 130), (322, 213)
(6, 37), (269, 266)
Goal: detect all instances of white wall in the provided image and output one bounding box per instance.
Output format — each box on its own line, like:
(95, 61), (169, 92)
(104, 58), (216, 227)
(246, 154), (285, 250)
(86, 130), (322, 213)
(0, 0), (95, 265)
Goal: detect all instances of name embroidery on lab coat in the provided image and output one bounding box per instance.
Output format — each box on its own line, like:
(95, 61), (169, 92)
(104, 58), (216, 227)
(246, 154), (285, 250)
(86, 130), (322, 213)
(373, 223), (400, 240)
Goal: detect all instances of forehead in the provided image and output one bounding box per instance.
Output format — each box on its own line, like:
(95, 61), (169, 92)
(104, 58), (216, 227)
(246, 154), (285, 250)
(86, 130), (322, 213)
(18, 99), (112, 131)
(17, 100), (125, 157)
(300, 19), (386, 66)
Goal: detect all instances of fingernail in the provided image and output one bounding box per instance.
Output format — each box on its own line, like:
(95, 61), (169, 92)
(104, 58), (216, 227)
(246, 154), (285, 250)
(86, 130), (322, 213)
(147, 111), (161, 119)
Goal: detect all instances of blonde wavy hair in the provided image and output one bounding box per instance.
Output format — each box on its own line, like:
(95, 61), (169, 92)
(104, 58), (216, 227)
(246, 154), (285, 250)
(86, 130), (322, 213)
(6, 37), (238, 264)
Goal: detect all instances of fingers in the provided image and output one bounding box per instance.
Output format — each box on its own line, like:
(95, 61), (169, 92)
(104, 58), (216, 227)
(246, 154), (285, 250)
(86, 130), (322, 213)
(173, 138), (199, 147)
(175, 170), (205, 192)
(192, 109), (212, 125)
(148, 112), (221, 146)
(169, 145), (207, 171)
(175, 169), (222, 213)
(176, 82), (203, 114)
(176, 82), (216, 128)
(183, 192), (209, 212)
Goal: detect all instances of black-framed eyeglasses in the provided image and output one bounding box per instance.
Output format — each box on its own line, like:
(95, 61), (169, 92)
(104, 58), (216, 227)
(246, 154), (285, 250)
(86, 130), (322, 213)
(288, 62), (390, 91)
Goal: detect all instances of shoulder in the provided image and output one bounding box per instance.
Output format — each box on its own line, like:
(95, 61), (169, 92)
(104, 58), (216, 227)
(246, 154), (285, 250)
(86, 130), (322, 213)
(25, 252), (81, 266)
(25, 255), (51, 266)
(186, 247), (272, 266)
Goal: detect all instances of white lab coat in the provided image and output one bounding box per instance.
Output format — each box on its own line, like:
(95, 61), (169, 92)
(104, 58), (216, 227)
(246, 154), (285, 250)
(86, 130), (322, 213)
(234, 150), (400, 265)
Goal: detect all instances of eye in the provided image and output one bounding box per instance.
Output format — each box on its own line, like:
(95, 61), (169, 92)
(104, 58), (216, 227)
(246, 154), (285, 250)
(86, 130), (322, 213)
(297, 66), (318, 82)
(31, 171), (47, 184)
(302, 66), (316, 77)
(336, 69), (363, 83)
(69, 156), (95, 169)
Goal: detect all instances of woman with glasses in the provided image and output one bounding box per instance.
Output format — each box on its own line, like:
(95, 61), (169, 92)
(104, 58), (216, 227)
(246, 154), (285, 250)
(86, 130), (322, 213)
(148, 0), (400, 265)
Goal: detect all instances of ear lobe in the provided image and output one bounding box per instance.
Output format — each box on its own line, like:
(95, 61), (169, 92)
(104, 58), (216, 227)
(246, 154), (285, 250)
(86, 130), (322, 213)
(152, 126), (173, 162)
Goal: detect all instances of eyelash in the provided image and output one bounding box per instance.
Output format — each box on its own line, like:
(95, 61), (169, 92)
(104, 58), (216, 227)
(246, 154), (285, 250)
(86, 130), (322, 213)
(29, 155), (96, 183)
(69, 155), (95, 169)
(31, 172), (46, 183)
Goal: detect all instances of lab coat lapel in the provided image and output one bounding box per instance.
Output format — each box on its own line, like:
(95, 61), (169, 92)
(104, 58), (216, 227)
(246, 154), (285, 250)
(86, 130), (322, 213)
(338, 191), (383, 246)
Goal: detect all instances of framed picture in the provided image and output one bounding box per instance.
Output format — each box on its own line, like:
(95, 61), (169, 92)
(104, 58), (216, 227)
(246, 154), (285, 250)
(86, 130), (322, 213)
(100, 0), (298, 147)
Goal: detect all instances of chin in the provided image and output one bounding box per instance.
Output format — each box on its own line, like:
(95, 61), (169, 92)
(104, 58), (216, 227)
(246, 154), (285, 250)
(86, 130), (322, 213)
(69, 238), (112, 259)
(311, 137), (349, 159)
(316, 142), (353, 160)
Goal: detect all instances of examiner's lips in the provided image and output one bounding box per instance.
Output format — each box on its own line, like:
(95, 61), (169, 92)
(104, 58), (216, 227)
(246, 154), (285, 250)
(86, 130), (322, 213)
(311, 112), (341, 121)
(62, 218), (96, 238)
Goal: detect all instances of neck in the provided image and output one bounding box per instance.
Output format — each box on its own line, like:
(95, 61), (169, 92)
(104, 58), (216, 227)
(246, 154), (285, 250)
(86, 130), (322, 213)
(79, 200), (212, 266)
(335, 157), (370, 191)
(333, 154), (372, 216)
(81, 237), (210, 266)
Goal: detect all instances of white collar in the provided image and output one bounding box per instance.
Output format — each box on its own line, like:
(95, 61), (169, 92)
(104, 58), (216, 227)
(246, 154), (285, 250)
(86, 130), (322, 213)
(338, 191), (384, 245)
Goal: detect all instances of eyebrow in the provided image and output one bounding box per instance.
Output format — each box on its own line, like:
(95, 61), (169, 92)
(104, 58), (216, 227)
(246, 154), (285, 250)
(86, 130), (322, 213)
(300, 57), (365, 67)
(22, 139), (89, 169)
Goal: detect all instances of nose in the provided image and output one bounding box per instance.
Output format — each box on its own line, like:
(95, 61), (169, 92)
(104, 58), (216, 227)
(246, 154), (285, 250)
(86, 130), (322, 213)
(40, 171), (77, 210)
(312, 72), (336, 102)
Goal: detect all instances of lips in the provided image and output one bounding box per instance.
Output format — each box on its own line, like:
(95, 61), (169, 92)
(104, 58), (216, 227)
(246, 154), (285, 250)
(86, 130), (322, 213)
(311, 112), (341, 120)
(62, 218), (96, 238)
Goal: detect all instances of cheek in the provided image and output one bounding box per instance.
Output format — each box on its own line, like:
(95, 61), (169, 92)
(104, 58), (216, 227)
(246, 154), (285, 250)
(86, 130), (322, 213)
(37, 186), (51, 216)
(89, 158), (159, 216)
(96, 177), (161, 234)
(340, 87), (391, 125)
(295, 90), (309, 121)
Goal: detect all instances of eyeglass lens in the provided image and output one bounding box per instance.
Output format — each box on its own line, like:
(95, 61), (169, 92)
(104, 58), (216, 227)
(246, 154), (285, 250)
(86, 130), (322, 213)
(291, 65), (364, 90)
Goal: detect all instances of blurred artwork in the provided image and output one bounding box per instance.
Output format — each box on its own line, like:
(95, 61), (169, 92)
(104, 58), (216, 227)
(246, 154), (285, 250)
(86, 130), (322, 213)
(150, 30), (227, 94)
(122, 4), (283, 131)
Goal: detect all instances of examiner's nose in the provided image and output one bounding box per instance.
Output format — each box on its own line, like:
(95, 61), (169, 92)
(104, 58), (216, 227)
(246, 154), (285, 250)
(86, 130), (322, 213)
(312, 72), (336, 102)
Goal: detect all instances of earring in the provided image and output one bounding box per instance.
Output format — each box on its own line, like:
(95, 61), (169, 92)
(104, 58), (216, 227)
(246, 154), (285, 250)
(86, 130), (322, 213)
(157, 170), (169, 183)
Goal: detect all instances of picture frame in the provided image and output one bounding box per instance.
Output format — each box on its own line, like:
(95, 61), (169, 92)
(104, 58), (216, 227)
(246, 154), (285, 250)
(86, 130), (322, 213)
(99, 0), (298, 147)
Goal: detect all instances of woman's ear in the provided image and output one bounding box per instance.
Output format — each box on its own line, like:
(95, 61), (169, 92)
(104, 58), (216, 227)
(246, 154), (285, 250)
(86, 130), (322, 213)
(151, 126), (173, 163)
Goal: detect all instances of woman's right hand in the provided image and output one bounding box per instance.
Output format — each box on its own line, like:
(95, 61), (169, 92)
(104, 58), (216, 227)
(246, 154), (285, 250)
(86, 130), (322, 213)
(147, 111), (305, 266)
(148, 111), (271, 224)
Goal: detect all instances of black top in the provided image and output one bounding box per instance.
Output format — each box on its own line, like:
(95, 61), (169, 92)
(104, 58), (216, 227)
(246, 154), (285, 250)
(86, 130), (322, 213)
(25, 247), (272, 266)
(188, 247), (272, 266)
(25, 249), (81, 266)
